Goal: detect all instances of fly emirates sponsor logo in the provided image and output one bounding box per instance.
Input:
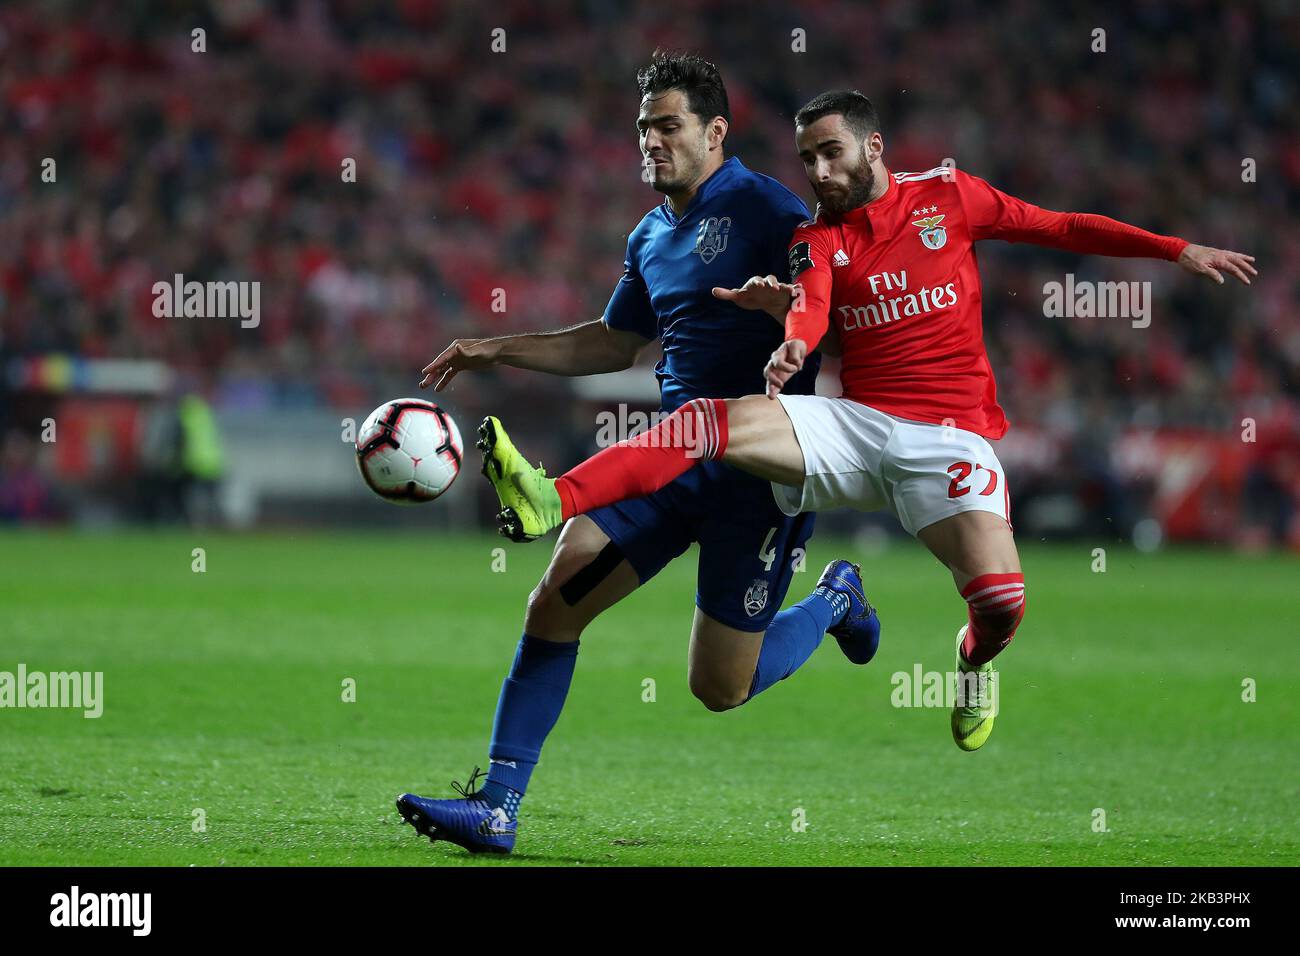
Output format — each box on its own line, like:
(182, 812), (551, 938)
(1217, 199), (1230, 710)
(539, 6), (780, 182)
(836, 270), (958, 332)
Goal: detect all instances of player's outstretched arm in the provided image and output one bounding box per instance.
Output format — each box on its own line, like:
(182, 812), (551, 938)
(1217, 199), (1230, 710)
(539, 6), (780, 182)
(419, 319), (648, 391)
(962, 172), (1259, 286)
(713, 276), (842, 355)
(712, 274), (795, 322)
(1175, 244), (1257, 286)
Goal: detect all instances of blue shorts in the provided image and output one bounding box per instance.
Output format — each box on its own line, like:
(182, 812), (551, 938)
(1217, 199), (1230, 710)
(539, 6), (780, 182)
(586, 461), (816, 632)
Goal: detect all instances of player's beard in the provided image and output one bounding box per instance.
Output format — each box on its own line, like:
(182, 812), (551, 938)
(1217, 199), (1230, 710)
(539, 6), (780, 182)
(816, 145), (876, 214)
(651, 161), (696, 196)
(648, 142), (705, 197)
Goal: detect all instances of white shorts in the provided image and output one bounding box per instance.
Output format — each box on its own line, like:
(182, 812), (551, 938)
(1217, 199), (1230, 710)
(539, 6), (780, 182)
(772, 395), (1011, 537)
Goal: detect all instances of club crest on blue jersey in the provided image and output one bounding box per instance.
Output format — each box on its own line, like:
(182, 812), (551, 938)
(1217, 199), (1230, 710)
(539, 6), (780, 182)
(912, 213), (947, 250)
(744, 577), (769, 617)
(694, 215), (732, 263)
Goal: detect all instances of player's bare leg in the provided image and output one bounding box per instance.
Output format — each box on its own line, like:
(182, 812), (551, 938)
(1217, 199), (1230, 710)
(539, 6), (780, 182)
(688, 561), (883, 713)
(398, 515), (639, 854)
(716, 394), (806, 486)
(493, 514), (643, 811)
(524, 515), (641, 641)
(916, 511), (1025, 751)
(917, 510), (1022, 585)
(687, 611), (765, 712)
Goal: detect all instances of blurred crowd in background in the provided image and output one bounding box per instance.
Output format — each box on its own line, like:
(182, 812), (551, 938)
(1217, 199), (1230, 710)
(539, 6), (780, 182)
(1, 0), (1297, 545)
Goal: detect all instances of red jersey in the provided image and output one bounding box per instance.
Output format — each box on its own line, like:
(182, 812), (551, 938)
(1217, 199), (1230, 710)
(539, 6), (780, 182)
(784, 167), (1188, 438)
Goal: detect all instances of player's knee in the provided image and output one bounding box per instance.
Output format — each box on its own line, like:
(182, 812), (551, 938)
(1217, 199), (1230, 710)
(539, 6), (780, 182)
(688, 676), (748, 713)
(693, 688), (746, 713)
(523, 578), (576, 639)
(524, 539), (613, 638)
(524, 565), (586, 639)
(524, 576), (560, 619)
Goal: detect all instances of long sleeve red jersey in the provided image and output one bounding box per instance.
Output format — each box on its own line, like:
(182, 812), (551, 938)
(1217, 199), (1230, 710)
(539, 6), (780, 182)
(784, 167), (1188, 439)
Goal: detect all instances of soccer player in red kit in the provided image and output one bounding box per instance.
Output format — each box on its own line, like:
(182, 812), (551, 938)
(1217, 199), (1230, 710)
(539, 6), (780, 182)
(481, 89), (1256, 751)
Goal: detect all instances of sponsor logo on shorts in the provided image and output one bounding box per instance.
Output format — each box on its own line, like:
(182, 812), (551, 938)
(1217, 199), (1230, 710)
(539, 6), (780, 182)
(744, 578), (770, 617)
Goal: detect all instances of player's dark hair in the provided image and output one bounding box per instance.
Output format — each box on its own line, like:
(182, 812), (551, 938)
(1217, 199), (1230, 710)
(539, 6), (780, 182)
(636, 50), (731, 128)
(795, 89), (881, 141)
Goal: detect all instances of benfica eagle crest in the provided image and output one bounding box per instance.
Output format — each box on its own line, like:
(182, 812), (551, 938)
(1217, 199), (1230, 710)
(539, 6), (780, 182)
(912, 214), (947, 250)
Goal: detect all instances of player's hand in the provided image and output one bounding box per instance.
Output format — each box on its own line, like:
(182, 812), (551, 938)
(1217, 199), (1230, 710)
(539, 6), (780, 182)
(419, 338), (501, 391)
(713, 274), (796, 320)
(765, 339), (807, 400)
(1176, 244), (1257, 286)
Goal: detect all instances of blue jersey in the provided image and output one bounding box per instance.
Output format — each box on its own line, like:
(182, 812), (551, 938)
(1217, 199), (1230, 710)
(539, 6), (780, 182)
(603, 156), (821, 412)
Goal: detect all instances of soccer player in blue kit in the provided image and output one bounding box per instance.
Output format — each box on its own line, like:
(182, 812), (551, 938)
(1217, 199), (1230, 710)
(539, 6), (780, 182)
(396, 52), (881, 854)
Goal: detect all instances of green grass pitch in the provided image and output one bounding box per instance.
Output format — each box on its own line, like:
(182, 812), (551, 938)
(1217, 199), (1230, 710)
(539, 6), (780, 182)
(1, 529), (1296, 866)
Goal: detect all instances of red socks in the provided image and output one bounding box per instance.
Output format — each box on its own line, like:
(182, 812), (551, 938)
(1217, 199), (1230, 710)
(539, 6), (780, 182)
(556, 398), (729, 520)
(960, 572), (1026, 667)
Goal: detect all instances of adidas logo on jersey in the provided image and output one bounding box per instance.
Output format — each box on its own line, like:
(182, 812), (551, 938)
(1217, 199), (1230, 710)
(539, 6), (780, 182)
(833, 249), (851, 267)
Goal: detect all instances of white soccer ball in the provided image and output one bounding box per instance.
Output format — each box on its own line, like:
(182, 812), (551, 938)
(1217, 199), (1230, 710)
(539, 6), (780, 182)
(355, 398), (463, 504)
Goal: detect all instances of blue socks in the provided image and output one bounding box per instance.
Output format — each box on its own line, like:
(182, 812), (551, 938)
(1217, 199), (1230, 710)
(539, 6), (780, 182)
(746, 588), (848, 700)
(478, 588), (847, 818)
(480, 634), (579, 819)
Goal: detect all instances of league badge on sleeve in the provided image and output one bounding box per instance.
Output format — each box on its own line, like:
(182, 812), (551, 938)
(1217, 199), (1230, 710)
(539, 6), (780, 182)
(788, 240), (814, 278)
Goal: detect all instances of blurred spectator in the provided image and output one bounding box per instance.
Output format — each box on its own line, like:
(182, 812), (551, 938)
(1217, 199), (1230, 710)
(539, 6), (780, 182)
(0, 430), (59, 522)
(0, 0), (1295, 542)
